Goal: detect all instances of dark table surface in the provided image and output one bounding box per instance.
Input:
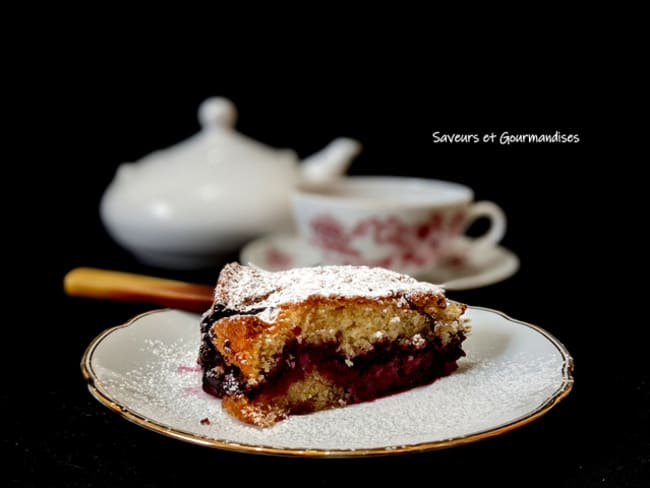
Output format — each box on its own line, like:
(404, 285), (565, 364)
(6, 72), (647, 487)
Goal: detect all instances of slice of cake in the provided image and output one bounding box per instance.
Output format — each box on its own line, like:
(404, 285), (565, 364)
(198, 263), (469, 427)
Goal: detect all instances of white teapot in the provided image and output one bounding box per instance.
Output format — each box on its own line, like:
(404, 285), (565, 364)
(100, 97), (361, 269)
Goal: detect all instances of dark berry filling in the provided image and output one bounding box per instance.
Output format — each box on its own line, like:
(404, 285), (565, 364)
(198, 303), (466, 411)
(198, 303), (266, 396)
(199, 315), (465, 408)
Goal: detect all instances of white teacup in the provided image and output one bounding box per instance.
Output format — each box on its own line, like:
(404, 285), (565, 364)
(292, 176), (506, 275)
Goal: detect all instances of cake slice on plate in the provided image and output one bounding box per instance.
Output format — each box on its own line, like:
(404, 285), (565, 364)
(198, 262), (469, 427)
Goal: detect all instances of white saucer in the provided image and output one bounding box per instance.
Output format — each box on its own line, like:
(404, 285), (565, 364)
(240, 234), (519, 290)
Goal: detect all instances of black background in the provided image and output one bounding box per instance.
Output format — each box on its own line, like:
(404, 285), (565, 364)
(6, 56), (647, 487)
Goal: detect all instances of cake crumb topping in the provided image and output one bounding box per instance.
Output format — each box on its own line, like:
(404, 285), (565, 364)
(215, 263), (444, 311)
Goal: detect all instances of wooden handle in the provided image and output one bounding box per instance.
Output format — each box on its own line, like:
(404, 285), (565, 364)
(64, 267), (214, 312)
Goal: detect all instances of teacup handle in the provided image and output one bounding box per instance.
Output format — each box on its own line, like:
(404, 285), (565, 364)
(464, 201), (507, 250)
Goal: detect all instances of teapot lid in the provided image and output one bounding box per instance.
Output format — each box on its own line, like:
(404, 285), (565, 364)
(198, 97), (238, 128)
(134, 97), (298, 173)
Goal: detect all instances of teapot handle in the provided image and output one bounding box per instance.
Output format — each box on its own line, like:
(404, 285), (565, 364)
(199, 97), (237, 128)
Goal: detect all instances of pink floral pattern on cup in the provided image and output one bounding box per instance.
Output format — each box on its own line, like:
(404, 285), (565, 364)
(265, 247), (293, 268)
(309, 211), (465, 270)
(310, 215), (361, 257)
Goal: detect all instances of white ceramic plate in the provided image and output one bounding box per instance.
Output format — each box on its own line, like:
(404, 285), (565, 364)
(240, 234), (520, 290)
(82, 308), (573, 457)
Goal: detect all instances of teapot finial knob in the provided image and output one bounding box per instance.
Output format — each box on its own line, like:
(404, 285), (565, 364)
(198, 97), (237, 129)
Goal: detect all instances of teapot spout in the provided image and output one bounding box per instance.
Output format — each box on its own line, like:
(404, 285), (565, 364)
(300, 138), (361, 182)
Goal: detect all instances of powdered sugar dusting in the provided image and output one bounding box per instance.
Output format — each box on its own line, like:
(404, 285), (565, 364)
(215, 263), (444, 311)
(87, 308), (572, 453)
(93, 336), (212, 420)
